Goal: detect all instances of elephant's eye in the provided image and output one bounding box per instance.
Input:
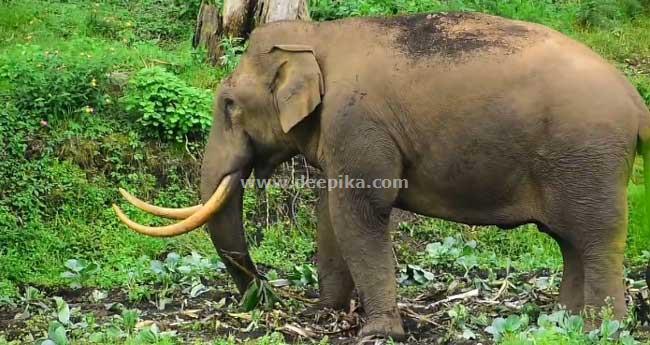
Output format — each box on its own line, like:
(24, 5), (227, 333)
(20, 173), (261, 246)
(223, 98), (235, 129)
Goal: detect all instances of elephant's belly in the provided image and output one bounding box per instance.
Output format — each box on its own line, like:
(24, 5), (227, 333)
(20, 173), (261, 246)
(395, 165), (539, 227)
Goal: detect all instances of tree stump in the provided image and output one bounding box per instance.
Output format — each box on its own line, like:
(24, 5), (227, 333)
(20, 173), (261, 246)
(255, 0), (310, 23)
(193, 0), (310, 65)
(193, 3), (224, 65)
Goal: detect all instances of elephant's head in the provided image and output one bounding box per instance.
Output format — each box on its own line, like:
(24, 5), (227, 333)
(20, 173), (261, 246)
(113, 37), (325, 294)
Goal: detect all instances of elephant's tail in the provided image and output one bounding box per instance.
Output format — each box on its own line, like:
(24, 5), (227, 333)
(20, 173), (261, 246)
(641, 129), (650, 224)
(638, 112), (650, 288)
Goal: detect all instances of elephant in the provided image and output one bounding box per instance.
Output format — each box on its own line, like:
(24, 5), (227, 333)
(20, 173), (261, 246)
(113, 12), (650, 340)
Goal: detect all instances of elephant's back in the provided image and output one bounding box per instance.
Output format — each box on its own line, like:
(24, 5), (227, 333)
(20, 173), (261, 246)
(361, 12), (545, 62)
(315, 12), (591, 86)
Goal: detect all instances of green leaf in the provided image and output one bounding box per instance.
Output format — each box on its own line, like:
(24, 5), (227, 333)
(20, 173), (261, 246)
(599, 319), (620, 338)
(59, 271), (77, 279)
(64, 259), (84, 273)
(564, 315), (584, 333)
(54, 297), (70, 325)
(621, 334), (638, 345)
(150, 260), (165, 275)
(241, 280), (261, 311)
(47, 321), (68, 345)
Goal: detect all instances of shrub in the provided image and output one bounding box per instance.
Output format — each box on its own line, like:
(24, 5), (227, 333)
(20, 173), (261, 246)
(576, 0), (646, 29)
(85, 11), (135, 42)
(122, 66), (213, 142)
(127, 0), (202, 42)
(633, 77), (650, 105)
(0, 45), (109, 120)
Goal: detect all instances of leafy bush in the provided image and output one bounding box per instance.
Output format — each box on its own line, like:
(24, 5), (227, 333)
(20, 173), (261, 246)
(424, 236), (478, 274)
(149, 252), (224, 286)
(240, 279), (281, 311)
(310, 0), (444, 20)
(490, 311), (637, 345)
(219, 37), (247, 75)
(289, 264), (318, 286)
(60, 259), (99, 289)
(310, 0), (578, 28)
(0, 45), (109, 120)
(576, 0), (647, 29)
(633, 77), (650, 105)
(122, 66), (213, 142)
(85, 11), (135, 42)
(125, 0), (202, 42)
(398, 264), (435, 286)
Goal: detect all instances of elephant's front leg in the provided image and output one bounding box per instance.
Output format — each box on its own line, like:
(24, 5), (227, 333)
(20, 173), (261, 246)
(328, 185), (404, 339)
(316, 188), (355, 310)
(324, 142), (405, 339)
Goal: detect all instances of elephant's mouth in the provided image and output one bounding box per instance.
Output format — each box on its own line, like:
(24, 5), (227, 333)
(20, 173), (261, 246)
(112, 170), (243, 237)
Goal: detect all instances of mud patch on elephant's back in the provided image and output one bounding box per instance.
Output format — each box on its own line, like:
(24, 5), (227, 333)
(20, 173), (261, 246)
(373, 12), (532, 60)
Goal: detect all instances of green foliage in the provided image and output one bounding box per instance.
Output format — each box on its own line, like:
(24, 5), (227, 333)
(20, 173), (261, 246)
(103, 0), (204, 43)
(0, 45), (109, 120)
(310, 0), (579, 30)
(250, 223), (316, 272)
(240, 279), (282, 311)
(85, 10), (136, 42)
(576, 0), (648, 29)
(425, 236), (478, 271)
(149, 252), (225, 288)
(398, 264), (435, 286)
(60, 259), (100, 289)
(492, 311), (638, 345)
(576, 0), (623, 29)
(37, 321), (69, 345)
(122, 66), (213, 142)
(289, 264), (318, 286)
(633, 77), (650, 105)
(219, 37), (247, 75)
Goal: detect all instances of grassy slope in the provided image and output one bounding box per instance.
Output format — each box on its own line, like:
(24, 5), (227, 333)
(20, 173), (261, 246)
(0, 0), (218, 295)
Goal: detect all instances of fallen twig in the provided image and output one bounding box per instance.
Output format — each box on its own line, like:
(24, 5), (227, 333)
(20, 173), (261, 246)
(428, 288), (480, 309)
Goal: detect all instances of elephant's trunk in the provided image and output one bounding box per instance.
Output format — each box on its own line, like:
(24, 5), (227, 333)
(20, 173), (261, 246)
(201, 174), (258, 293)
(198, 122), (258, 294)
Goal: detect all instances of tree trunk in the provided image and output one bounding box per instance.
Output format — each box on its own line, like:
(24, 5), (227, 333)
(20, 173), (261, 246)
(193, 3), (224, 65)
(256, 0), (310, 23)
(193, 0), (310, 65)
(223, 0), (256, 38)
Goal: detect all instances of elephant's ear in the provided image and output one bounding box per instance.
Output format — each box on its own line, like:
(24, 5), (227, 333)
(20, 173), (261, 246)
(269, 45), (324, 133)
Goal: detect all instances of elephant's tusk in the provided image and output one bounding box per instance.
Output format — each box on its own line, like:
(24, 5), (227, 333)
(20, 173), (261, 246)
(118, 188), (202, 220)
(113, 172), (239, 237)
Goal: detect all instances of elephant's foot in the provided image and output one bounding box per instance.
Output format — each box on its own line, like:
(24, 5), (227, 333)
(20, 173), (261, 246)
(301, 300), (348, 318)
(359, 310), (406, 341)
(317, 284), (353, 311)
(316, 265), (354, 312)
(318, 297), (350, 312)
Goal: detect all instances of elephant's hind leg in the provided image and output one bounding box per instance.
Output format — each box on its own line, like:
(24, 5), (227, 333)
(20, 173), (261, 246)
(316, 188), (355, 310)
(582, 218), (627, 319)
(544, 180), (628, 319)
(545, 233), (585, 313)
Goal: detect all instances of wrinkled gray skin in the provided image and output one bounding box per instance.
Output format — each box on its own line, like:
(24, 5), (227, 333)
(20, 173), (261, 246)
(200, 12), (650, 339)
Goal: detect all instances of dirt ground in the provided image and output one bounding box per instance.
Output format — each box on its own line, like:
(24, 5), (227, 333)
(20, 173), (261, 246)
(3, 268), (650, 344)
